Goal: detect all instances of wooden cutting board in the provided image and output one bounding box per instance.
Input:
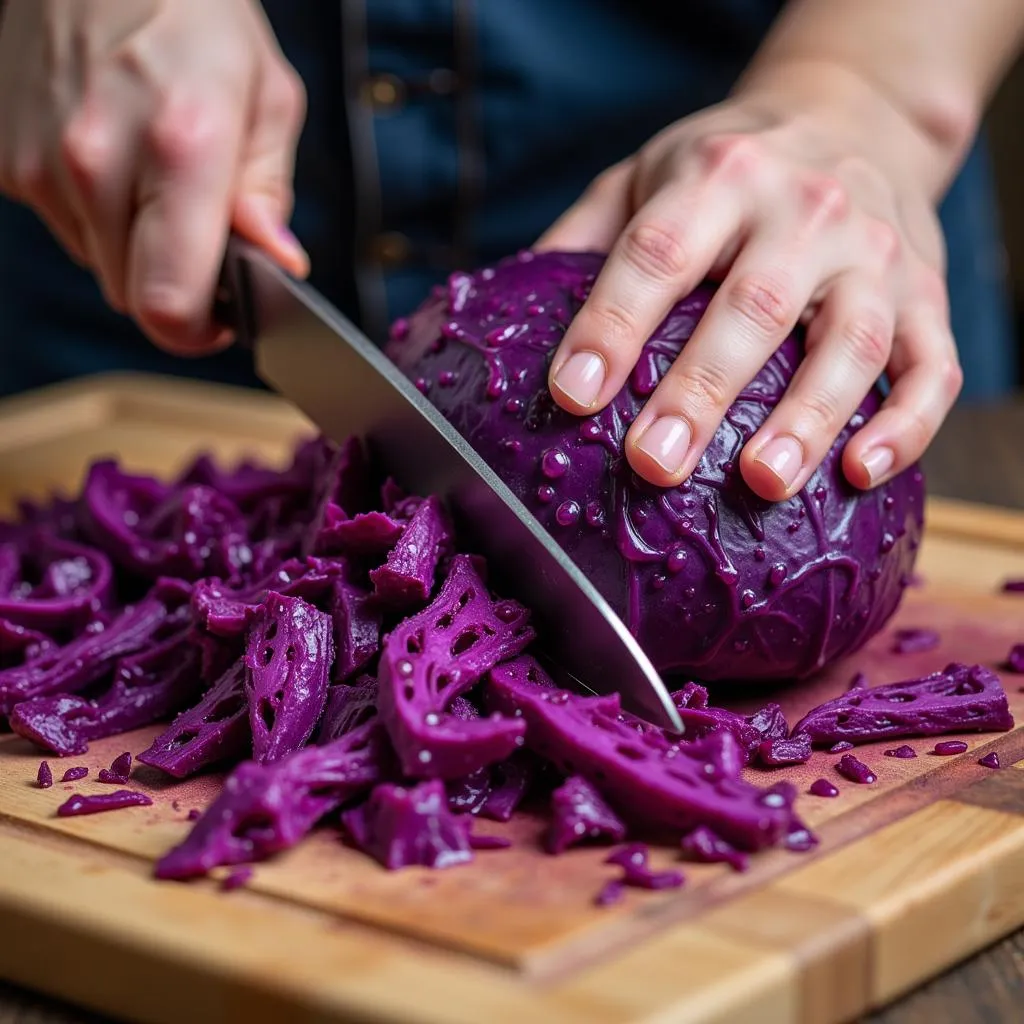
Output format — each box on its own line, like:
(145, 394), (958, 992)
(0, 373), (1022, 1024)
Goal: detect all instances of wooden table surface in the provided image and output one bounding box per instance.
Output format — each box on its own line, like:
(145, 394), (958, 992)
(0, 396), (1022, 1024)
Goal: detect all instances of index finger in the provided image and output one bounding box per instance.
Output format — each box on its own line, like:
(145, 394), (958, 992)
(547, 180), (747, 416)
(127, 90), (244, 355)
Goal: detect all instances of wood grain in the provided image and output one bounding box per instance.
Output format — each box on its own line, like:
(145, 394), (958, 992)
(0, 375), (1022, 1024)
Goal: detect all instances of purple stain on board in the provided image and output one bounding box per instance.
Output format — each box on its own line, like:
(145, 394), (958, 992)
(933, 740), (968, 756)
(187, 809), (201, 821)
(978, 752), (1001, 770)
(61, 766), (88, 783)
(884, 745), (917, 759)
(37, 761), (53, 789)
(56, 790), (153, 817)
(808, 778), (839, 798)
(836, 754), (876, 784)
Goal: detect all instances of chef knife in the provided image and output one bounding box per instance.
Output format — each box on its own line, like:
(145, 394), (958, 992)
(217, 236), (682, 733)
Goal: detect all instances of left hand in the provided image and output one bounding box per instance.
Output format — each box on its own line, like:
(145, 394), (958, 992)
(536, 65), (963, 501)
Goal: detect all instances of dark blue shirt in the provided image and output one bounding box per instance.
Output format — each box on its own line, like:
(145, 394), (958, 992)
(0, 0), (1015, 397)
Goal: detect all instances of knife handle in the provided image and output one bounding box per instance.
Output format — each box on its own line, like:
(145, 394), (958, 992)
(212, 234), (256, 351)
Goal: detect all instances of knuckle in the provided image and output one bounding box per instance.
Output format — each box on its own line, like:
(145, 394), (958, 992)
(796, 390), (841, 435)
(661, 361), (733, 415)
(939, 356), (964, 402)
(584, 299), (638, 351)
(61, 114), (115, 194)
(587, 162), (629, 202)
(146, 97), (227, 170)
(800, 173), (849, 225)
(696, 132), (761, 180)
(725, 273), (794, 336)
(270, 64), (307, 129)
(842, 312), (892, 368)
(619, 219), (690, 281)
(864, 217), (902, 267)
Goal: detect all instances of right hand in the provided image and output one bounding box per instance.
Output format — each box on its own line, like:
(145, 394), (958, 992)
(0, 0), (309, 354)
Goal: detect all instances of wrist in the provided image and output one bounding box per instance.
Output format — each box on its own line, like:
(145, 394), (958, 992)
(731, 57), (975, 202)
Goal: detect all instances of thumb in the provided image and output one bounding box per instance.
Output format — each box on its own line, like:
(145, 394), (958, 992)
(231, 59), (309, 278)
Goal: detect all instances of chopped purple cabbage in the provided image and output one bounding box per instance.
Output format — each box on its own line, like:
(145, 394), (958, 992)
(97, 751), (132, 784)
(1000, 579), (1024, 594)
(836, 753), (876, 784)
(221, 866), (253, 891)
(933, 740), (968, 756)
(478, 751), (538, 822)
(6, 430), (1014, 895)
(243, 593), (333, 764)
(155, 720), (388, 879)
(82, 462), (250, 581)
(892, 628), (940, 655)
(0, 535), (112, 633)
(137, 661), (250, 779)
(758, 734), (812, 767)
(487, 656), (793, 851)
(342, 779), (473, 870)
(1007, 644), (1024, 674)
(979, 751), (1001, 769)
(595, 879), (626, 906)
(377, 555), (532, 779)
(884, 744), (917, 759)
(9, 631), (203, 755)
(369, 496), (453, 610)
(317, 677), (379, 745)
(191, 558), (343, 639)
(808, 778), (839, 798)
(61, 766), (88, 782)
(546, 776), (627, 854)
(792, 663), (1014, 747)
(328, 580), (381, 682)
(0, 596), (170, 714)
(680, 825), (749, 872)
(37, 760), (53, 788)
(57, 790), (152, 816)
(829, 741), (854, 753)
(605, 844), (684, 891)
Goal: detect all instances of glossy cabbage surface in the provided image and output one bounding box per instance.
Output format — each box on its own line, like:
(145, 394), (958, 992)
(387, 251), (926, 681)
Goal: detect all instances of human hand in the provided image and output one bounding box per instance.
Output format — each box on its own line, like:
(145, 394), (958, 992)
(0, 0), (308, 354)
(538, 64), (963, 500)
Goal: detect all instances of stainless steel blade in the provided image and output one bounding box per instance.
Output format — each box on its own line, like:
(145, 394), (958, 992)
(223, 239), (682, 733)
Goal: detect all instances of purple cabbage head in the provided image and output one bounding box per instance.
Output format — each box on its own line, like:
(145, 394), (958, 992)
(387, 251), (926, 681)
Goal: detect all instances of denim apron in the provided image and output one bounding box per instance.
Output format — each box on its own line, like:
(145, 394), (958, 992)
(0, 0), (1014, 398)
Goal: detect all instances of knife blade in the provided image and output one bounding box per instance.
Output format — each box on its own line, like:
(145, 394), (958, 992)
(217, 237), (682, 733)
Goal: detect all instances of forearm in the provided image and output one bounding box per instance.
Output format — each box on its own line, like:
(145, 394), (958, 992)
(735, 0), (1024, 199)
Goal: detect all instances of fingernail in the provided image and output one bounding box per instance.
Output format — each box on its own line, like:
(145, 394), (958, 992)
(753, 435), (804, 490)
(552, 351), (606, 408)
(861, 446), (895, 485)
(635, 416), (692, 475)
